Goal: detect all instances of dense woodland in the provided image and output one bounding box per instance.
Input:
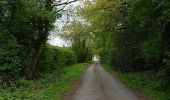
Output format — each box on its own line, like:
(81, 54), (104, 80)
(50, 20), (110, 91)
(76, 0), (170, 91)
(0, 0), (170, 99)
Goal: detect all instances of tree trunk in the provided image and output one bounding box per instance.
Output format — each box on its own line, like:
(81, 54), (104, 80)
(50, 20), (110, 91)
(25, 0), (52, 80)
(26, 44), (44, 80)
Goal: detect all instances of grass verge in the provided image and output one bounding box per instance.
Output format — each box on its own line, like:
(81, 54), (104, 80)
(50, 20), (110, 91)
(103, 64), (170, 100)
(39, 63), (88, 100)
(0, 63), (88, 100)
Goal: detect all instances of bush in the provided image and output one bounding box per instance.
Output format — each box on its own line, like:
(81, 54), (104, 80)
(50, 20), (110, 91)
(36, 44), (77, 75)
(140, 36), (162, 71)
(0, 31), (23, 88)
(62, 49), (77, 65)
(0, 31), (21, 73)
(158, 52), (170, 90)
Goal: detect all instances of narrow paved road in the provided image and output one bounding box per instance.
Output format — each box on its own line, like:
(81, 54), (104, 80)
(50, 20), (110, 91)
(72, 62), (139, 100)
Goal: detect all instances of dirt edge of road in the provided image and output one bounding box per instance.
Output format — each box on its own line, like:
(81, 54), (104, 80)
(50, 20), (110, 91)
(133, 90), (153, 100)
(103, 66), (153, 100)
(63, 64), (90, 100)
(63, 76), (83, 100)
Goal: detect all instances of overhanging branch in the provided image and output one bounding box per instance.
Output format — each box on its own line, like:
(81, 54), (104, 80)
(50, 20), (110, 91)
(52, 0), (79, 8)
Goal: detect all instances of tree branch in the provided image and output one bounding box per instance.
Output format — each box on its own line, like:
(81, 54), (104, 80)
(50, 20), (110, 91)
(52, 0), (79, 8)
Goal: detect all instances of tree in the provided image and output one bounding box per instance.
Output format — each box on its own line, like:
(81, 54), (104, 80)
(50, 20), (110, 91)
(0, 0), (80, 82)
(62, 21), (93, 62)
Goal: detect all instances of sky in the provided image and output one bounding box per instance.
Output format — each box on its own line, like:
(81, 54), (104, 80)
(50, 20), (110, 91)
(48, 0), (80, 47)
(47, 36), (71, 47)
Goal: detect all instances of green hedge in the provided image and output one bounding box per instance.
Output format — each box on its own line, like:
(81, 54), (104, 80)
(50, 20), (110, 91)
(37, 44), (77, 74)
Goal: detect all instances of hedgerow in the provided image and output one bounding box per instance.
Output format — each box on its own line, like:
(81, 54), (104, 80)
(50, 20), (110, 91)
(36, 44), (77, 76)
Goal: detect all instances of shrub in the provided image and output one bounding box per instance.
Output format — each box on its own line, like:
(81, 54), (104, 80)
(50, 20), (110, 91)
(0, 31), (23, 88)
(140, 36), (162, 71)
(158, 52), (170, 90)
(36, 44), (77, 75)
